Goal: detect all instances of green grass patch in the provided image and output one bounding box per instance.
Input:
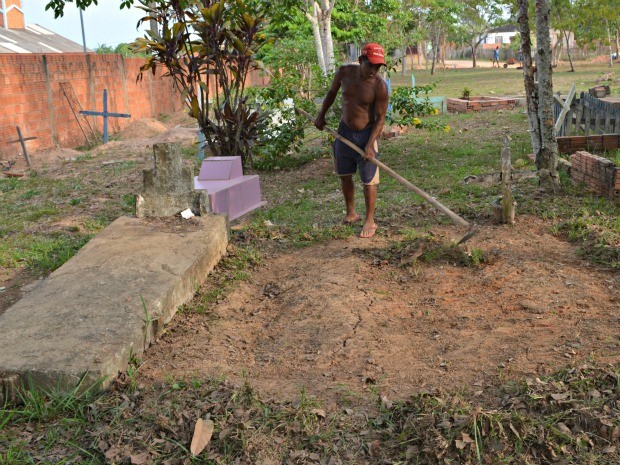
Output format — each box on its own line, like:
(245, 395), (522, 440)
(389, 61), (620, 99)
(601, 148), (620, 165)
(0, 233), (93, 272)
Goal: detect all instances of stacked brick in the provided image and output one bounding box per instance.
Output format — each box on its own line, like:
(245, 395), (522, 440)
(570, 151), (619, 198)
(557, 135), (620, 154)
(447, 96), (516, 113)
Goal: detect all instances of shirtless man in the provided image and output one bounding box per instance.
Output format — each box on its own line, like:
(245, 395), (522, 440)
(314, 43), (389, 238)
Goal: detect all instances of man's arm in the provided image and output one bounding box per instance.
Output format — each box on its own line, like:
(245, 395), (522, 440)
(315, 67), (344, 130)
(364, 78), (389, 159)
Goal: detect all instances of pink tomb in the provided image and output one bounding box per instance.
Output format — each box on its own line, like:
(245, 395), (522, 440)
(194, 156), (266, 221)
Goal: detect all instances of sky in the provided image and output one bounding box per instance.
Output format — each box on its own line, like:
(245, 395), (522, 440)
(22, 0), (149, 49)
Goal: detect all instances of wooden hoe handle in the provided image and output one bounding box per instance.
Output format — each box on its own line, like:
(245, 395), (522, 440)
(297, 108), (472, 229)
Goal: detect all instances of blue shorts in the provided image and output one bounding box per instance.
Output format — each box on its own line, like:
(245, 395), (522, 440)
(334, 121), (380, 185)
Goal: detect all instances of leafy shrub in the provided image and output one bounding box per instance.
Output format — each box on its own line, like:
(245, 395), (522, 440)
(388, 84), (449, 131)
(248, 75), (317, 170)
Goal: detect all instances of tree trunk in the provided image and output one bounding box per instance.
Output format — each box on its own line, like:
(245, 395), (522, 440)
(518, 0), (543, 185)
(551, 31), (564, 66)
(305, 4), (326, 75)
(564, 30), (574, 72)
(430, 30), (439, 75)
(319, 0), (335, 73)
(440, 34), (446, 68)
(419, 40), (426, 66)
(304, 0), (335, 76)
(606, 21), (614, 68)
(615, 29), (619, 59)
(534, 0), (560, 190)
(470, 43), (477, 68)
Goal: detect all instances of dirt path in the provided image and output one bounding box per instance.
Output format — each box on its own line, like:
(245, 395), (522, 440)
(141, 217), (620, 405)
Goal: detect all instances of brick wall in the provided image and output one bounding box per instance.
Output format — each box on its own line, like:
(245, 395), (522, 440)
(447, 96), (516, 113)
(0, 53), (270, 162)
(557, 135), (620, 154)
(570, 151), (619, 198)
(0, 53), (186, 161)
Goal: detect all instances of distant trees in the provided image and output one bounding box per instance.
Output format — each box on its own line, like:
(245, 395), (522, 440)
(94, 43), (145, 56)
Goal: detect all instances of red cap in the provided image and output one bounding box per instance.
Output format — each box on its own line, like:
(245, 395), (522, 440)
(361, 43), (386, 65)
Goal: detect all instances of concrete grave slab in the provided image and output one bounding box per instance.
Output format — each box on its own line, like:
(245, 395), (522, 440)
(0, 214), (228, 403)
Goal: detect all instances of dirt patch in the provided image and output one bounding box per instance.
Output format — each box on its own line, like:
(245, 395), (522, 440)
(118, 118), (169, 140)
(141, 216), (620, 405)
(0, 115), (198, 173)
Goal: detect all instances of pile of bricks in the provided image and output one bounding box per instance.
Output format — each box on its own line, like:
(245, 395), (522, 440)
(447, 96), (517, 113)
(588, 85), (611, 98)
(570, 151), (620, 197)
(557, 134), (620, 154)
(382, 125), (412, 139)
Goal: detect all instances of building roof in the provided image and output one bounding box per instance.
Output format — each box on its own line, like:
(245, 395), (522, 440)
(490, 25), (518, 34)
(0, 24), (89, 53)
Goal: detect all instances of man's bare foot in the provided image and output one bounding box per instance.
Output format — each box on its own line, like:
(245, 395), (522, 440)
(342, 214), (361, 224)
(360, 222), (378, 238)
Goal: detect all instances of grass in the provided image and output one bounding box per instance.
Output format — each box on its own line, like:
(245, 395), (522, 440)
(389, 61), (620, 99)
(1, 364), (617, 464)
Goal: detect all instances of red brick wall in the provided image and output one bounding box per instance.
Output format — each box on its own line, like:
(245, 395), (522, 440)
(557, 135), (620, 154)
(1, 53), (269, 162)
(570, 151), (619, 198)
(0, 53), (185, 161)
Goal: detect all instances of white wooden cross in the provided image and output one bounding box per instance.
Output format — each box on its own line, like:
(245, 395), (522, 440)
(554, 83), (577, 135)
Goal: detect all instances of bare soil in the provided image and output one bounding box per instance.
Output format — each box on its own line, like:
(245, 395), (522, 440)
(139, 217), (619, 405)
(2, 113), (619, 406)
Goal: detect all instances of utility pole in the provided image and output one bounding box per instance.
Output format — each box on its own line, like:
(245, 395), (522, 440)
(79, 8), (87, 53)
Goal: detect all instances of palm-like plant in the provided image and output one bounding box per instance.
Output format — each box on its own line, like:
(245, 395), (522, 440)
(133, 0), (268, 166)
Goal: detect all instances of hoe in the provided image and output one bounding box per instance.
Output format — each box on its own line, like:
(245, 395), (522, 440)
(297, 108), (477, 245)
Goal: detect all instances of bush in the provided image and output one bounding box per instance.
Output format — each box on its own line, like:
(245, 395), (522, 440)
(388, 84), (449, 131)
(248, 75), (317, 170)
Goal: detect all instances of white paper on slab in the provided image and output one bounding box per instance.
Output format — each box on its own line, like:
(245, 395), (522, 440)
(181, 208), (195, 219)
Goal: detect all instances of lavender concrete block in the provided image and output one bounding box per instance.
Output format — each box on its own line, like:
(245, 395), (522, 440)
(194, 157), (266, 221)
(197, 156), (243, 180)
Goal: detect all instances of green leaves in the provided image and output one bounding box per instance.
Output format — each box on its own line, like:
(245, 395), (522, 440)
(131, 0), (268, 166)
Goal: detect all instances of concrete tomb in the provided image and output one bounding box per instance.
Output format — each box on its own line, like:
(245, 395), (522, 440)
(0, 142), (230, 403)
(136, 143), (209, 218)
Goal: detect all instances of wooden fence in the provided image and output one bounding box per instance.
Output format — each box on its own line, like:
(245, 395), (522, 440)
(554, 92), (620, 136)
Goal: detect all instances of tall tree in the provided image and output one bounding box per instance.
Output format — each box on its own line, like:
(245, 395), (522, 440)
(283, 0), (337, 76)
(517, 0), (560, 190)
(573, 0), (620, 66)
(457, 0), (505, 68)
(550, 0), (576, 71)
(421, 0), (460, 74)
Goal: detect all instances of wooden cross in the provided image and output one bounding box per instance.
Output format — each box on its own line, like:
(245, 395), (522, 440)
(554, 83), (577, 136)
(80, 89), (131, 144)
(7, 126), (36, 167)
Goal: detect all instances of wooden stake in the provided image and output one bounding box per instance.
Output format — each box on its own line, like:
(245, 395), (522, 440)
(501, 137), (515, 224)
